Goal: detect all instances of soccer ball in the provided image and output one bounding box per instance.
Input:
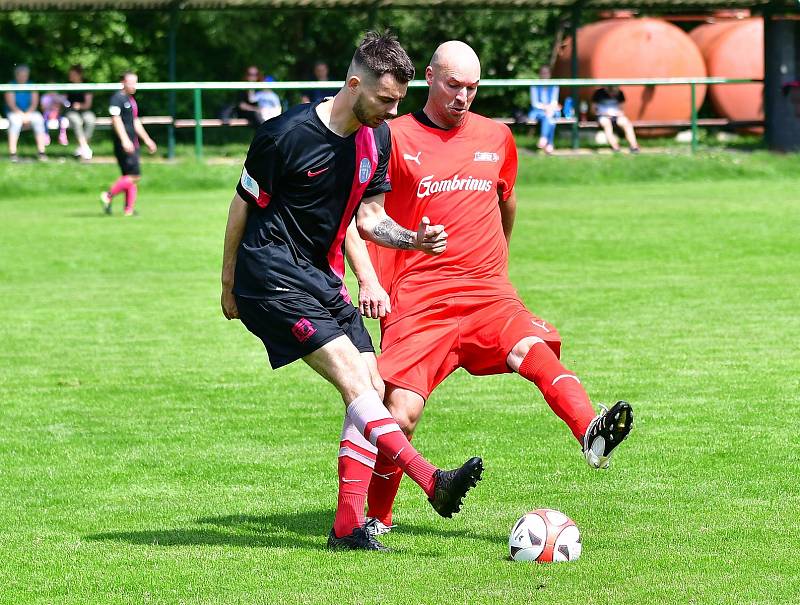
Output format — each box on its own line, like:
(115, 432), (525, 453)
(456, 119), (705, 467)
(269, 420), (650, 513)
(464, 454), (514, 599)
(508, 509), (582, 562)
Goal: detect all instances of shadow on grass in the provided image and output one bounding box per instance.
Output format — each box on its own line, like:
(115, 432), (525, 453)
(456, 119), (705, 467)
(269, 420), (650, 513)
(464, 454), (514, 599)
(86, 509), (505, 551)
(86, 509), (333, 551)
(199, 512), (504, 543)
(67, 211), (114, 219)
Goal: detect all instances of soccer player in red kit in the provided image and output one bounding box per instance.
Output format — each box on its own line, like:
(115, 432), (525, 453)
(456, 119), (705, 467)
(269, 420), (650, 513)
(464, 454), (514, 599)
(347, 41), (634, 535)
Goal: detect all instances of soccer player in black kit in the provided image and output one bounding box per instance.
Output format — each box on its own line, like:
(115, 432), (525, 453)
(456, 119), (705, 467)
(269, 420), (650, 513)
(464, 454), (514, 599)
(100, 71), (157, 216)
(220, 32), (483, 552)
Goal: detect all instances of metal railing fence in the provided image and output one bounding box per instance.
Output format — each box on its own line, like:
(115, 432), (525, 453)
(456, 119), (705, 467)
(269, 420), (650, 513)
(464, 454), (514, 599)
(1, 77), (759, 157)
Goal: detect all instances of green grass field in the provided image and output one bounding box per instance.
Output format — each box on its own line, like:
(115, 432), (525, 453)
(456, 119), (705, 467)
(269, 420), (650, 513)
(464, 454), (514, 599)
(1, 152), (799, 604)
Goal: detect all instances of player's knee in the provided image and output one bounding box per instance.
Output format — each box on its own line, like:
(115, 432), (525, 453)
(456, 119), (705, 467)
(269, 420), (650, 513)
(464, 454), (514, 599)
(386, 388), (424, 435)
(392, 409), (418, 436)
(508, 336), (563, 371)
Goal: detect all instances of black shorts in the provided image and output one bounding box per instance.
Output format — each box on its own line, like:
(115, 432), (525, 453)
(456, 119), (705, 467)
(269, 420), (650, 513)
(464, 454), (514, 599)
(236, 292), (374, 369)
(114, 145), (141, 176)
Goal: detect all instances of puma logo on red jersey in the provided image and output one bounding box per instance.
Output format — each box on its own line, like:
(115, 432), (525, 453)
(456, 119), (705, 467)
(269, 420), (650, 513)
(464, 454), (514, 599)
(403, 151), (422, 165)
(291, 318), (317, 342)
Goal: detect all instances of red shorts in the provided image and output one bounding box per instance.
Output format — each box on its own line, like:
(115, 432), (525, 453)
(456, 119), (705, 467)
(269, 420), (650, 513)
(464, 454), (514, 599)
(377, 295), (561, 400)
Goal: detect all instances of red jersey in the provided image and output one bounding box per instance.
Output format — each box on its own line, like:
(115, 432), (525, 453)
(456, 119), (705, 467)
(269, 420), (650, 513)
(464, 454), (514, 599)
(369, 111), (518, 326)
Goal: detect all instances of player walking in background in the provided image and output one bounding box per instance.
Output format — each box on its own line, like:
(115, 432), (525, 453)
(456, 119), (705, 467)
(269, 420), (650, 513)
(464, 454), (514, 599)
(100, 72), (157, 216)
(220, 32), (483, 552)
(346, 41), (633, 535)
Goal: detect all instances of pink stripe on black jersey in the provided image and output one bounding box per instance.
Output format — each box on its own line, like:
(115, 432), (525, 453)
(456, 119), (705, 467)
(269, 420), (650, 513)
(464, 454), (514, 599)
(231, 102), (391, 301)
(130, 96), (140, 149)
(326, 126), (378, 303)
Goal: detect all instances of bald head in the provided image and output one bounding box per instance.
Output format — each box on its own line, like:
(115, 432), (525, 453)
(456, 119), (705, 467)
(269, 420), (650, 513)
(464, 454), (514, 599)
(430, 41), (481, 81)
(423, 41), (481, 129)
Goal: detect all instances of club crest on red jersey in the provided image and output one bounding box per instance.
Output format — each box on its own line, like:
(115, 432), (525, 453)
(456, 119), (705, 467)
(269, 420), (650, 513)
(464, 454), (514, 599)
(474, 152), (499, 162)
(291, 318), (317, 343)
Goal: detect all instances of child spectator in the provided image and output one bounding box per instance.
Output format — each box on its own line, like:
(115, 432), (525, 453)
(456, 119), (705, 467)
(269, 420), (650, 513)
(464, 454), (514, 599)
(40, 87), (69, 147)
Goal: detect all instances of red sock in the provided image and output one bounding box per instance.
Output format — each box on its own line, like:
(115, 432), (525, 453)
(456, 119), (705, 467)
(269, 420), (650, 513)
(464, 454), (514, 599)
(333, 418), (377, 538)
(366, 436), (410, 526)
(124, 181), (138, 214)
(109, 175), (131, 197)
(347, 391), (437, 498)
(518, 338), (597, 442)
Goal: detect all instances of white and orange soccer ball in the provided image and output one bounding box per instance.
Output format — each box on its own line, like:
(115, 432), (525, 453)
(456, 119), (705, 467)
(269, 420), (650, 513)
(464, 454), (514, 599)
(508, 509), (582, 562)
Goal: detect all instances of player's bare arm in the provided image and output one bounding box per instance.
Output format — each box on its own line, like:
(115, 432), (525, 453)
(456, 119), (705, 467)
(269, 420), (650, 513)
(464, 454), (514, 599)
(357, 193), (447, 255)
(220, 193), (251, 320)
(500, 190), (517, 246)
(134, 118), (157, 153)
(345, 218), (391, 319)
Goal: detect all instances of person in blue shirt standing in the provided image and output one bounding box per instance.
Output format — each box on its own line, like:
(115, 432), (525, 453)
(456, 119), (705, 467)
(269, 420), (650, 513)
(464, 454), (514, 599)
(4, 64), (47, 162)
(528, 66), (562, 154)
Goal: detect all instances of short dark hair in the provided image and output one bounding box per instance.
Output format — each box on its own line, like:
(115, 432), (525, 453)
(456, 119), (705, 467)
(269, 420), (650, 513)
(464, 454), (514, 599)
(351, 31), (414, 84)
(69, 64), (84, 75)
(120, 70), (136, 80)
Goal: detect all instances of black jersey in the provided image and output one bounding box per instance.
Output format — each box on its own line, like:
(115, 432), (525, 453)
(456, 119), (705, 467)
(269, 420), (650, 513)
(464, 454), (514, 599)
(233, 101), (392, 300)
(108, 91), (138, 145)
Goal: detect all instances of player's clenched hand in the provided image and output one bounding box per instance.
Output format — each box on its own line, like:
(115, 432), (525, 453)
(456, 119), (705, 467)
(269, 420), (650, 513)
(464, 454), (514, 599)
(221, 289), (239, 320)
(146, 140), (157, 154)
(415, 216), (447, 256)
(358, 279), (391, 319)
(122, 139), (135, 154)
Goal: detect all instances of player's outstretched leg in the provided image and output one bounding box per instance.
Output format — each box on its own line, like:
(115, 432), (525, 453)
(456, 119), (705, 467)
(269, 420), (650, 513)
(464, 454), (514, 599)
(510, 336), (597, 442)
(509, 335), (633, 468)
(583, 401), (633, 469)
(304, 336), (483, 521)
(346, 391), (483, 518)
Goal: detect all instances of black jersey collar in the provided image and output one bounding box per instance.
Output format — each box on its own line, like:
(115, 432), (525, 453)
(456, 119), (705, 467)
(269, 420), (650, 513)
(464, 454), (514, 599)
(413, 110), (449, 131)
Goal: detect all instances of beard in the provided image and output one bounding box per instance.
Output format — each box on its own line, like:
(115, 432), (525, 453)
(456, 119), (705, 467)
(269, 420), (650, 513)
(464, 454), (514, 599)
(353, 94), (382, 127)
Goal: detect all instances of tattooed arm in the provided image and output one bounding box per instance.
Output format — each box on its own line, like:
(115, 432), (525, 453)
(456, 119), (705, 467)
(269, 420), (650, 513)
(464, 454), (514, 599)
(356, 193), (447, 255)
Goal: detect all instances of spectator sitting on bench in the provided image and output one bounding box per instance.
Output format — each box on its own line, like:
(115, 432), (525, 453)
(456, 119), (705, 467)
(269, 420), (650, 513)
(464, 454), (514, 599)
(301, 61), (330, 104)
(236, 65), (266, 127)
(254, 75), (282, 122)
(40, 86), (69, 147)
(591, 85), (639, 153)
(65, 64), (96, 160)
(4, 64), (47, 162)
(528, 66), (561, 154)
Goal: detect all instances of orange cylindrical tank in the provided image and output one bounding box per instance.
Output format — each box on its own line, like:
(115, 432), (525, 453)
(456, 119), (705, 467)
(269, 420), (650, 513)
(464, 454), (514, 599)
(554, 18), (707, 126)
(690, 19), (763, 124)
